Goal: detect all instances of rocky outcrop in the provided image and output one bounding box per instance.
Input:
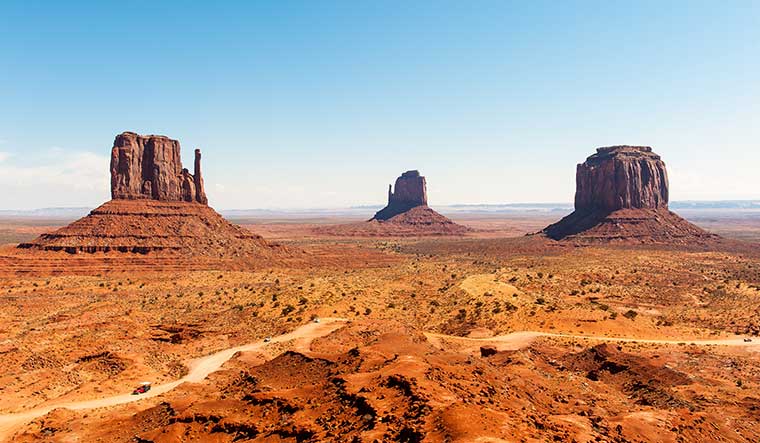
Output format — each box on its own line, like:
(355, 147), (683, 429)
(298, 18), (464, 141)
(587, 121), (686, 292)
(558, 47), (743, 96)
(543, 146), (715, 243)
(19, 132), (282, 258)
(575, 146), (668, 212)
(373, 170), (428, 221)
(110, 132), (207, 204)
(193, 149), (208, 205)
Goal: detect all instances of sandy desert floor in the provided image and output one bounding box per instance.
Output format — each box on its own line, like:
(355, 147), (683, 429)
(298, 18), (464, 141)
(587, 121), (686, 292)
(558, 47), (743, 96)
(0, 213), (759, 442)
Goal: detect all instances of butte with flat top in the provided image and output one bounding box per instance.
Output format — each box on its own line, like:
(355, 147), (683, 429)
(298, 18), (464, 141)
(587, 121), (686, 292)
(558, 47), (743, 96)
(18, 132), (280, 258)
(542, 146), (717, 244)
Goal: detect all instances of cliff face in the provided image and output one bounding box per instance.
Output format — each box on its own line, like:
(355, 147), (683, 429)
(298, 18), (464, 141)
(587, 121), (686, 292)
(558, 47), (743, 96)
(389, 170), (428, 207)
(110, 132), (207, 204)
(575, 146), (669, 212)
(373, 170), (428, 221)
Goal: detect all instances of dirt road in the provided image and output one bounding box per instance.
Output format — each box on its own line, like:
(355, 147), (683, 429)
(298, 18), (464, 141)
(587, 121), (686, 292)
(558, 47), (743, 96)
(1, 320), (756, 441)
(0, 318), (347, 442)
(425, 330), (759, 351)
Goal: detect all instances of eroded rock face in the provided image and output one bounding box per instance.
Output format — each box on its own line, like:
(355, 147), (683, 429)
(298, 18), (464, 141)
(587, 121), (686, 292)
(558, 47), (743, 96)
(110, 132), (208, 204)
(575, 146), (668, 212)
(389, 170), (428, 207)
(373, 170), (428, 221)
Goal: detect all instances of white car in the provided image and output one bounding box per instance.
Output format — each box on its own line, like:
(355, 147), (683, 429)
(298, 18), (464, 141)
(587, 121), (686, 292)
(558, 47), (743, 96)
(264, 336), (272, 343)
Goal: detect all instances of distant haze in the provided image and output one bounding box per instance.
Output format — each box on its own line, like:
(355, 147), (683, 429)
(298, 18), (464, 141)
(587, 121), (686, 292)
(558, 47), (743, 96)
(2, 201), (760, 220)
(1, 1), (759, 210)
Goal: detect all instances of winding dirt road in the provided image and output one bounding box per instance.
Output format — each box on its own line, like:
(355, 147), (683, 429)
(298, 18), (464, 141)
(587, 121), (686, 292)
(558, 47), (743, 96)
(425, 330), (759, 351)
(0, 319), (756, 441)
(0, 318), (348, 441)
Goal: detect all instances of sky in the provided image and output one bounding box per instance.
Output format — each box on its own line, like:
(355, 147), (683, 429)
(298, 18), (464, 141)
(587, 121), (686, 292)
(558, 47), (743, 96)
(1, 0), (759, 210)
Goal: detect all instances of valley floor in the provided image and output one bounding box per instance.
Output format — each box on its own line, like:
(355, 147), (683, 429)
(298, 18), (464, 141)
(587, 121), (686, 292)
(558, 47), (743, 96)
(0, 214), (759, 442)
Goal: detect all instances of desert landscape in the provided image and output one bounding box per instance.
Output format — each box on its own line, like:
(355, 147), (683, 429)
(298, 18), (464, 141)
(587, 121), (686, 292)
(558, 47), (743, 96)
(0, 137), (758, 442)
(3, 3), (759, 442)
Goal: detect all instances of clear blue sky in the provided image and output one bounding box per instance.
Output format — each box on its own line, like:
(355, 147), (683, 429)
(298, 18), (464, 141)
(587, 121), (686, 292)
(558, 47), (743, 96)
(1, 1), (758, 209)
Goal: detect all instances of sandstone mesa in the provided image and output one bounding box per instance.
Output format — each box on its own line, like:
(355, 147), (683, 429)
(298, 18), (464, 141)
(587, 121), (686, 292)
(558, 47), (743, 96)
(543, 146), (716, 243)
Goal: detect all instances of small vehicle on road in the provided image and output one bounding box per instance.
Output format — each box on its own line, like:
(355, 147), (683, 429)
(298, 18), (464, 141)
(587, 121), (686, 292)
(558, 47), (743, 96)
(263, 336), (272, 343)
(132, 382), (152, 395)
(313, 317), (320, 324)
(744, 338), (753, 343)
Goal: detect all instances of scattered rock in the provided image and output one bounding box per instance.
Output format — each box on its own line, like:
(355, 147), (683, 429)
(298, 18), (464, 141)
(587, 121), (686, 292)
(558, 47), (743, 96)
(480, 346), (498, 358)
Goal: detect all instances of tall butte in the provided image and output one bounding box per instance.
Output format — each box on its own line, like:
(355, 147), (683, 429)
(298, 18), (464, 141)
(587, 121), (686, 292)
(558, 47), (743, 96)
(19, 132), (278, 257)
(543, 146), (715, 243)
(110, 132), (208, 203)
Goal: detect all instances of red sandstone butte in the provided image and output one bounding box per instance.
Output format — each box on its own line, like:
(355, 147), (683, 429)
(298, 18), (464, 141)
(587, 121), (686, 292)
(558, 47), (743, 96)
(372, 170), (429, 221)
(110, 132), (207, 204)
(19, 132), (280, 257)
(543, 146), (716, 243)
(575, 146), (668, 212)
(313, 170), (469, 237)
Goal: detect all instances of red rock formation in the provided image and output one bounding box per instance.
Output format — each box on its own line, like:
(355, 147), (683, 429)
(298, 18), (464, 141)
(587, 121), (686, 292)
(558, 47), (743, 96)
(19, 132), (281, 257)
(193, 149), (208, 205)
(373, 170), (428, 221)
(544, 146), (716, 243)
(575, 146), (668, 212)
(315, 171), (468, 237)
(110, 132), (207, 204)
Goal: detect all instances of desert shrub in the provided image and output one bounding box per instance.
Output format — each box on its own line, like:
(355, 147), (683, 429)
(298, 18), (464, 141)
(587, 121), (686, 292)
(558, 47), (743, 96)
(281, 305), (295, 316)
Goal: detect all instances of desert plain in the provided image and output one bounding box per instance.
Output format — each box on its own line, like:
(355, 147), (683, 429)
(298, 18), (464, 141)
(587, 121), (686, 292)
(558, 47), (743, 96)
(0, 206), (759, 443)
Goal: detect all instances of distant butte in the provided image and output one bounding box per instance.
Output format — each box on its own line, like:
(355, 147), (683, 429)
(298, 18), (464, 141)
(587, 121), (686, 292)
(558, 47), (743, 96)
(542, 146), (716, 243)
(316, 170), (469, 237)
(18, 132), (280, 257)
(372, 170), (428, 221)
